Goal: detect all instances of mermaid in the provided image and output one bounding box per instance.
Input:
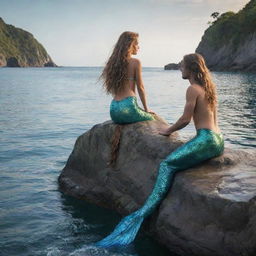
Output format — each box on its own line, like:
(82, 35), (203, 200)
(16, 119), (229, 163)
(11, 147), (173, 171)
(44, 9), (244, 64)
(95, 53), (224, 248)
(99, 31), (155, 166)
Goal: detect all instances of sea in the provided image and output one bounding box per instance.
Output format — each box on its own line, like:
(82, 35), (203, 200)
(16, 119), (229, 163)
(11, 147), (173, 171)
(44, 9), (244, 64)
(0, 67), (255, 256)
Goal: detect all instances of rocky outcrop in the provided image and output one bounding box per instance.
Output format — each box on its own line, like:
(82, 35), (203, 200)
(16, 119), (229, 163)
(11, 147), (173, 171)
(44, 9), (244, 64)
(58, 116), (256, 256)
(164, 63), (179, 70)
(0, 17), (57, 67)
(196, 32), (256, 72)
(196, 0), (256, 72)
(0, 53), (6, 66)
(6, 57), (20, 67)
(44, 61), (57, 67)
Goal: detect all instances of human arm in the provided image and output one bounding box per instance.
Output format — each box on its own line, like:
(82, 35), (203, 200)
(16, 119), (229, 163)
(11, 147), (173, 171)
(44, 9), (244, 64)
(159, 86), (198, 136)
(135, 59), (151, 112)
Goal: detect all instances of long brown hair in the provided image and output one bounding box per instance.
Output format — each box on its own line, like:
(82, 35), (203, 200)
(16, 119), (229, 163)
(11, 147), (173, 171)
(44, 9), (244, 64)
(183, 53), (217, 111)
(100, 31), (138, 95)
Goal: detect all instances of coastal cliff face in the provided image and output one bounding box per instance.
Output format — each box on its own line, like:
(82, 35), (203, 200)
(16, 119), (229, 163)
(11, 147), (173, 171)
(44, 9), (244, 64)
(58, 117), (256, 256)
(196, 0), (256, 72)
(196, 31), (256, 72)
(0, 17), (56, 67)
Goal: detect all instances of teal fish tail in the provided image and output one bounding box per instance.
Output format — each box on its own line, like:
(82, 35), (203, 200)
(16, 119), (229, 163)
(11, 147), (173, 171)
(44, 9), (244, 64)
(94, 128), (224, 247)
(95, 211), (144, 247)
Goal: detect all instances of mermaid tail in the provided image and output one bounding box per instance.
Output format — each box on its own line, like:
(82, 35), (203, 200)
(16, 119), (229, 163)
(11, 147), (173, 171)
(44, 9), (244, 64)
(110, 96), (154, 124)
(109, 96), (154, 166)
(98, 96), (155, 246)
(95, 129), (224, 248)
(95, 163), (175, 247)
(95, 211), (143, 247)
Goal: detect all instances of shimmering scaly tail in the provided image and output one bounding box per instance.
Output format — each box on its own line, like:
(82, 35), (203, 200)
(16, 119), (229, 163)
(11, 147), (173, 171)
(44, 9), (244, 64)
(95, 211), (144, 247)
(94, 163), (174, 247)
(95, 129), (224, 248)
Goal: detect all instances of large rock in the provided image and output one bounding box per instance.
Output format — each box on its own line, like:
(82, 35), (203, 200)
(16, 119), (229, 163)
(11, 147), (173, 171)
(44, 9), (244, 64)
(58, 116), (256, 256)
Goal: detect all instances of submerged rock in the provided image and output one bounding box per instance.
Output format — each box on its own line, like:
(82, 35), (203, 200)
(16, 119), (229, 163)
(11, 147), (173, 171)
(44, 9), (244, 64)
(58, 116), (256, 256)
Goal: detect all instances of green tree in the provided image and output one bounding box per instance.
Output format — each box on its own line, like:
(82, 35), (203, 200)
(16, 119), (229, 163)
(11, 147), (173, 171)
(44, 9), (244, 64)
(211, 12), (220, 19)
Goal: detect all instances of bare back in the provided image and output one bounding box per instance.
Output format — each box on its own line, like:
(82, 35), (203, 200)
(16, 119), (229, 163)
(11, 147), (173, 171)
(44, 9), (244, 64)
(113, 58), (137, 101)
(192, 84), (220, 133)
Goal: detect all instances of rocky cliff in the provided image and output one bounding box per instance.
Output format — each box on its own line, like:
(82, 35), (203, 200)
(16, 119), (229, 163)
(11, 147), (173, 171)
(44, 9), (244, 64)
(0, 17), (56, 67)
(196, 0), (256, 72)
(58, 116), (256, 256)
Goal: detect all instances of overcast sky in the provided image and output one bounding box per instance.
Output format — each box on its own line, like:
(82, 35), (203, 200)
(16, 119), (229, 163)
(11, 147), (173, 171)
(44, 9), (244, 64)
(0, 0), (249, 67)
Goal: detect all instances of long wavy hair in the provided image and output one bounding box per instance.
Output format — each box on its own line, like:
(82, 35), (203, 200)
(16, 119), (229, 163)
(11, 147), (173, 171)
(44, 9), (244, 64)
(183, 53), (217, 111)
(100, 31), (139, 95)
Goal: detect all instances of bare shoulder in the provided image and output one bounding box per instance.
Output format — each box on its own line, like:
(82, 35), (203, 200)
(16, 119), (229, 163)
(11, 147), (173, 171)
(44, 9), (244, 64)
(188, 84), (204, 95)
(129, 57), (141, 67)
(187, 84), (201, 95)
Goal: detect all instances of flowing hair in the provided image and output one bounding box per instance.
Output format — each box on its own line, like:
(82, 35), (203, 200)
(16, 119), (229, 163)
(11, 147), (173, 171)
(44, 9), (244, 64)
(100, 31), (139, 95)
(183, 53), (217, 111)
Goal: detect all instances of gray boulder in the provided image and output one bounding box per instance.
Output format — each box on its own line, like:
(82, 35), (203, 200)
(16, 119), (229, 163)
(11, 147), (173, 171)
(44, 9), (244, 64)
(58, 116), (256, 256)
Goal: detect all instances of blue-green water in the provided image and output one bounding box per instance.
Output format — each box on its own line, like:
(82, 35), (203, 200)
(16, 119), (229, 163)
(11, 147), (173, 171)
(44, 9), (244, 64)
(0, 67), (255, 256)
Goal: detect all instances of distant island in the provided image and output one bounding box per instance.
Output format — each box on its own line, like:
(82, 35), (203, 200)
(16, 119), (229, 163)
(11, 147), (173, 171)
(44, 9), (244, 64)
(164, 0), (256, 72)
(164, 63), (179, 70)
(0, 17), (56, 67)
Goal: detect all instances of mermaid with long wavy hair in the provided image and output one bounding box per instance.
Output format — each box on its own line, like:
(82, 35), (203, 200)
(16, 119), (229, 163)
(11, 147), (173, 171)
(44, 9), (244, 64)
(100, 31), (155, 166)
(95, 53), (224, 248)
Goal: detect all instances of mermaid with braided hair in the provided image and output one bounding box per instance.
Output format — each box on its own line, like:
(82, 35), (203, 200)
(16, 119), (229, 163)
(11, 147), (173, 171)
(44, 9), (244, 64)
(94, 53), (224, 248)
(100, 31), (155, 166)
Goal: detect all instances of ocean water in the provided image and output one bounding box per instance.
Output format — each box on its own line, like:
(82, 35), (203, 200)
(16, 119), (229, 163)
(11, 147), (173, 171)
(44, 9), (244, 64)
(0, 67), (255, 256)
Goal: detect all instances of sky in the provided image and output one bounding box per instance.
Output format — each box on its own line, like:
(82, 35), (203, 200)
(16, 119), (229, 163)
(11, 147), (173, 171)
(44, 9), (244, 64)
(0, 0), (250, 67)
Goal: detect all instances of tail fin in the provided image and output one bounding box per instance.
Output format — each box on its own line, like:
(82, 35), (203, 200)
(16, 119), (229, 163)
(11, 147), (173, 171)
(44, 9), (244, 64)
(109, 124), (123, 167)
(95, 212), (144, 247)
